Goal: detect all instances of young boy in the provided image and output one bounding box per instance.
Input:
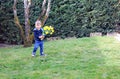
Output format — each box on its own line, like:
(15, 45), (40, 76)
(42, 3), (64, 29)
(32, 20), (45, 57)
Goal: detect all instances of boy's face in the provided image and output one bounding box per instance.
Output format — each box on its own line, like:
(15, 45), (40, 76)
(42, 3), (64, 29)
(35, 22), (41, 30)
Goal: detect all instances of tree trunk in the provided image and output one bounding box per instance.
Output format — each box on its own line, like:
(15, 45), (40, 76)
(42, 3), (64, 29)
(13, 0), (25, 45)
(23, 0), (32, 47)
(13, 0), (51, 47)
(38, 0), (51, 26)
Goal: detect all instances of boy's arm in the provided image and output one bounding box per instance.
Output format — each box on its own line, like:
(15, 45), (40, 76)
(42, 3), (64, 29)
(33, 29), (40, 39)
(34, 31), (39, 39)
(39, 28), (45, 40)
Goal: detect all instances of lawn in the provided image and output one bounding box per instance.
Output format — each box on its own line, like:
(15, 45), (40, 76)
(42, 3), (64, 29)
(0, 36), (120, 79)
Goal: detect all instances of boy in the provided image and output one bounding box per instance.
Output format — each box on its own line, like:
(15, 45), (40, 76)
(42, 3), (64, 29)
(32, 20), (45, 57)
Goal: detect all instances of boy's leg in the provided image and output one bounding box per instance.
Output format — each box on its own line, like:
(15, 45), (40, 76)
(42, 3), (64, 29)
(39, 41), (44, 56)
(32, 41), (39, 56)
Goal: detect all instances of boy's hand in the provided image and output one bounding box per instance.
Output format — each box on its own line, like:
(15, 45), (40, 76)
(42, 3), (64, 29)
(39, 35), (45, 40)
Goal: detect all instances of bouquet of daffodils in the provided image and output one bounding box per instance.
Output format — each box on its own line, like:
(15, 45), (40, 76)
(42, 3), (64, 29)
(40, 26), (54, 40)
(43, 26), (54, 35)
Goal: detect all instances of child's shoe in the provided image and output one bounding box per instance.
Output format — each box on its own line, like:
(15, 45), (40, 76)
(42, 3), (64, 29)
(32, 54), (35, 57)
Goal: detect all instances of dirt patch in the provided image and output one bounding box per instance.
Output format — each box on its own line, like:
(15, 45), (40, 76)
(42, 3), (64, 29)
(0, 43), (14, 48)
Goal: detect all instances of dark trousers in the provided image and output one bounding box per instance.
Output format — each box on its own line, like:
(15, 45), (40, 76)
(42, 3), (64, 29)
(32, 40), (44, 56)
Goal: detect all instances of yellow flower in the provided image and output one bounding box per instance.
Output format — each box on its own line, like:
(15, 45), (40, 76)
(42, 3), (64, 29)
(44, 26), (48, 30)
(46, 26), (49, 29)
(51, 27), (54, 29)
(50, 32), (53, 35)
(52, 29), (54, 33)
(43, 25), (54, 35)
(45, 31), (49, 34)
(43, 27), (47, 30)
(48, 27), (50, 30)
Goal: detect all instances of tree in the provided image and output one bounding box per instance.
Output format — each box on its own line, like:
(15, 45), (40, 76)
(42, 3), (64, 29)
(13, 0), (51, 47)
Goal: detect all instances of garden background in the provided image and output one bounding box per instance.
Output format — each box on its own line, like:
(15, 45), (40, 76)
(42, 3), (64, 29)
(1, 0), (120, 44)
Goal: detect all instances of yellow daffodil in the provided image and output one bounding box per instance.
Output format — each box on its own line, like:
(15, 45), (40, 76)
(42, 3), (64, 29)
(43, 25), (54, 35)
(45, 31), (49, 34)
(52, 30), (54, 33)
(50, 32), (53, 35)
(48, 28), (50, 30)
(43, 27), (47, 30)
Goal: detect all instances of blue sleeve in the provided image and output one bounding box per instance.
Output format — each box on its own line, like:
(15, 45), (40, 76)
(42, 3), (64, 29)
(33, 31), (39, 39)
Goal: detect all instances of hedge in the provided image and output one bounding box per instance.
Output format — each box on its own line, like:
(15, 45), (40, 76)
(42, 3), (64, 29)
(0, 0), (119, 44)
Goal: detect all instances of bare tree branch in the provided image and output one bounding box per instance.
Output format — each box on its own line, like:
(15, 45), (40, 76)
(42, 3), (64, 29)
(116, 0), (120, 6)
(38, 0), (47, 20)
(45, 0), (51, 17)
(28, 0), (31, 8)
(42, 0), (51, 26)
(13, 0), (25, 41)
(119, 0), (120, 4)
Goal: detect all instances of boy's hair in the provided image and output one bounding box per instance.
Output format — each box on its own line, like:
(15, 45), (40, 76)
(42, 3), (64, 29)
(35, 20), (42, 26)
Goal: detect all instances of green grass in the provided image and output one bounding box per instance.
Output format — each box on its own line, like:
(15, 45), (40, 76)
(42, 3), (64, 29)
(0, 36), (120, 79)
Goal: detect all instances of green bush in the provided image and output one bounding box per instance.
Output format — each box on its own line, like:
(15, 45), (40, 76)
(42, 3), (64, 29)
(0, 0), (119, 44)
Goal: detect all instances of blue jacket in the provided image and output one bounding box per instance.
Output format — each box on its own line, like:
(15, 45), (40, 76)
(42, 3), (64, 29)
(33, 28), (44, 41)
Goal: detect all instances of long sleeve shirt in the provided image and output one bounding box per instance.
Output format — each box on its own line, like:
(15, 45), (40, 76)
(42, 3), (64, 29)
(33, 28), (44, 41)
